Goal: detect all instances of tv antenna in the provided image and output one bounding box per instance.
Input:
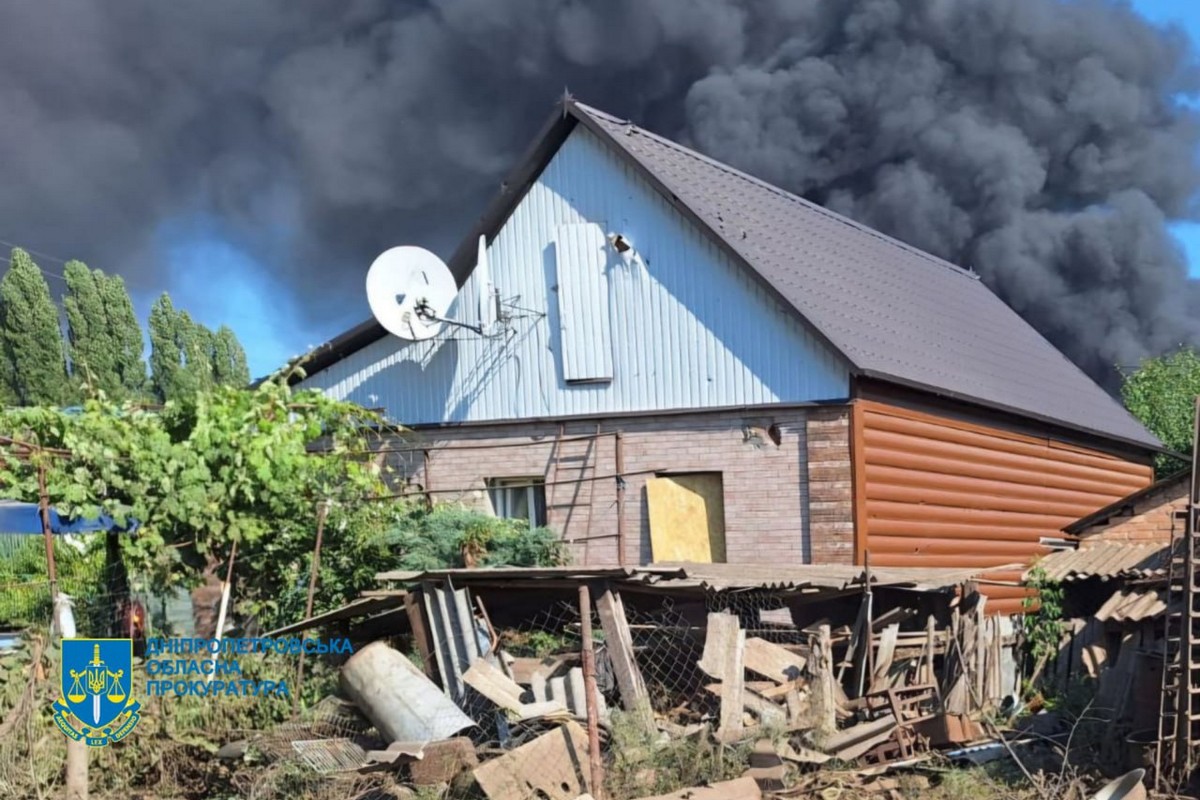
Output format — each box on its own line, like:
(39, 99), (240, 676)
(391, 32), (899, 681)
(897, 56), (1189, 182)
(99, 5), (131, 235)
(366, 246), (481, 339)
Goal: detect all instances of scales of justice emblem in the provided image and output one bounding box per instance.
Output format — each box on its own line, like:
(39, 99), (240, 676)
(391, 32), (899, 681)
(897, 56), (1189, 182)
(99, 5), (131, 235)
(53, 639), (141, 746)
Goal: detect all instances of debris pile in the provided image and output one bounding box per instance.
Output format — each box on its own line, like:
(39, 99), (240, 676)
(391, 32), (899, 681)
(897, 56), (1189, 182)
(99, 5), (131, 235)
(269, 563), (1031, 798)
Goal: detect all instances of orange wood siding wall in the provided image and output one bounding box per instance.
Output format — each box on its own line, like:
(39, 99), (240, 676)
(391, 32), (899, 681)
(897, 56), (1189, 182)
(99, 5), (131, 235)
(854, 400), (1154, 570)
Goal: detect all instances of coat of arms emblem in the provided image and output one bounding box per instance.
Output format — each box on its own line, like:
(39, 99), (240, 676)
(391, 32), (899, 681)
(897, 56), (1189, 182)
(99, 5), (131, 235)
(54, 639), (141, 746)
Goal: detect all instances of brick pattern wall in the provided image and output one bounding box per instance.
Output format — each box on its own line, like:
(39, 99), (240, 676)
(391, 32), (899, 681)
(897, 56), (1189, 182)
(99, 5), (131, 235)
(381, 405), (853, 567)
(806, 409), (855, 564)
(1079, 477), (1186, 546)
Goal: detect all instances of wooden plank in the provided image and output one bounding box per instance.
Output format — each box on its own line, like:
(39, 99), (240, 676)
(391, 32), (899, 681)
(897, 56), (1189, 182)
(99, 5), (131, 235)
(822, 714), (898, 761)
(463, 659), (569, 721)
(596, 588), (654, 732)
(944, 609), (969, 715)
(871, 606), (918, 633)
(702, 683), (786, 728)
(473, 721), (591, 800)
(699, 612), (745, 743)
(630, 776), (761, 800)
(811, 624), (837, 737)
(869, 624), (899, 694)
(403, 589), (438, 682)
(743, 637), (807, 684)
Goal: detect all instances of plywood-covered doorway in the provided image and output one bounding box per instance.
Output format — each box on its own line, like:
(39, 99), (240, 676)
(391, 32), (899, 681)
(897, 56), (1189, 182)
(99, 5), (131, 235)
(646, 472), (727, 563)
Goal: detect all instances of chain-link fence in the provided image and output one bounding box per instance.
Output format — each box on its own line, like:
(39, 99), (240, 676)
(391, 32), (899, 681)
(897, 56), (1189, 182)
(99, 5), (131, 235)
(0, 561), (1023, 799)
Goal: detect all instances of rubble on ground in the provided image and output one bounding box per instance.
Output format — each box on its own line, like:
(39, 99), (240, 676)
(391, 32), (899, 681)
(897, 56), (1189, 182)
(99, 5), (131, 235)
(256, 563), (1136, 799)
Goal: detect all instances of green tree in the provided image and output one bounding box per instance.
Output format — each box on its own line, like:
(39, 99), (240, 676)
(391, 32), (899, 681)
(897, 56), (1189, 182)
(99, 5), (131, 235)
(100, 273), (146, 397)
(177, 311), (214, 396)
(1121, 347), (1200, 475)
(0, 248), (69, 405)
(212, 325), (250, 386)
(0, 380), (386, 627)
(63, 260), (119, 395)
(148, 293), (183, 402)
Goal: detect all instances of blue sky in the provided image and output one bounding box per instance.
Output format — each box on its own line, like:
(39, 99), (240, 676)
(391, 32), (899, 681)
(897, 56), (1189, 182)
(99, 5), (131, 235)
(1133, 0), (1200, 279)
(156, 0), (1200, 379)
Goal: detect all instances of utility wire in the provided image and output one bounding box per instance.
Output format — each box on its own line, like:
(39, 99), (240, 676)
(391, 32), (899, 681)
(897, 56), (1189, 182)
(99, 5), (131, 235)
(0, 237), (72, 265)
(0, 253), (69, 283)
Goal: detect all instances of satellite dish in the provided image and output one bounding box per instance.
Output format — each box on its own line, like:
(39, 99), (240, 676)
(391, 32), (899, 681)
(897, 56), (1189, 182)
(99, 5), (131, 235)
(366, 246), (458, 341)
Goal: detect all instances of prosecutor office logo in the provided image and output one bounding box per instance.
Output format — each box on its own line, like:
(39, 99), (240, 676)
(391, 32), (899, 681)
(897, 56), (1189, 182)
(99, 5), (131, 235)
(54, 639), (141, 746)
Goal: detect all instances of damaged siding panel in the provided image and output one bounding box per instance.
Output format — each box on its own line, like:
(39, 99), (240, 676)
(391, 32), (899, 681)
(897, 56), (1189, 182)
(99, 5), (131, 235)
(858, 400), (1154, 569)
(299, 127), (849, 425)
(554, 223), (614, 382)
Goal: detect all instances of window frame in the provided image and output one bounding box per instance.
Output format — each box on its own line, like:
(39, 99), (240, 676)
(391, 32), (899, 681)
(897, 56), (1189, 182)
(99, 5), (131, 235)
(486, 477), (547, 528)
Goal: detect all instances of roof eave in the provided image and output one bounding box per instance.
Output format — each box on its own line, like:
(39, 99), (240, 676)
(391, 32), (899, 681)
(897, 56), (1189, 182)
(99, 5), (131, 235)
(854, 367), (1165, 455)
(289, 100), (583, 382)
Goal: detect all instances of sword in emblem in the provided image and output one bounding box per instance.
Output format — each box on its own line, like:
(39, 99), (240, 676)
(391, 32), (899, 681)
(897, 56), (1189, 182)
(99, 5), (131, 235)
(87, 644), (107, 725)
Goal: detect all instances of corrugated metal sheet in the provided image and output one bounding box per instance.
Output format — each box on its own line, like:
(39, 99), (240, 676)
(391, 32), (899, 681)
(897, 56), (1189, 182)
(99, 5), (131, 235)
(1094, 588), (1168, 623)
(1031, 541), (1171, 582)
(299, 126), (849, 424)
(858, 400), (1155, 570)
(376, 562), (989, 594)
(554, 222), (613, 382)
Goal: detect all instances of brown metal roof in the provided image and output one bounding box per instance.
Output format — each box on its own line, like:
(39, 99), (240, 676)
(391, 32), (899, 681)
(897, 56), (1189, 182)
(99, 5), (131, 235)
(298, 98), (1159, 451)
(1030, 542), (1171, 582)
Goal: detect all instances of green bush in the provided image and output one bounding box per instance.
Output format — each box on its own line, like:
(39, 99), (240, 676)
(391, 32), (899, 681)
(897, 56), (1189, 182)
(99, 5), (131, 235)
(381, 503), (568, 572)
(0, 535), (105, 628)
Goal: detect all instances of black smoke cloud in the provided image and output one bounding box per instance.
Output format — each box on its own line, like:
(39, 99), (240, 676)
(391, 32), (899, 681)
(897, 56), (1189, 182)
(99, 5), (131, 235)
(0, 0), (1197, 386)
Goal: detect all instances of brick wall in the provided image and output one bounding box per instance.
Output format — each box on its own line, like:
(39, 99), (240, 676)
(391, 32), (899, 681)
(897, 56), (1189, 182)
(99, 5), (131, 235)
(381, 405), (854, 567)
(1079, 476), (1186, 546)
(806, 409), (855, 564)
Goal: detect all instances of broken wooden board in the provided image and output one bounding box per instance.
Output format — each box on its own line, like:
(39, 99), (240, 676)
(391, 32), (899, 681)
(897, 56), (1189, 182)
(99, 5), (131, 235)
(868, 624), (899, 694)
(702, 683), (787, 728)
(597, 588), (654, 733)
(810, 625), (837, 737)
(743, 637), (807, 684)
(778, 740), (830, 765)
(463, 658), (569, 721)
(473, 721), (591, 800)
(822, 714), (899, 761)
(699, 612), (746, 743)
(630, 776), (762, 800)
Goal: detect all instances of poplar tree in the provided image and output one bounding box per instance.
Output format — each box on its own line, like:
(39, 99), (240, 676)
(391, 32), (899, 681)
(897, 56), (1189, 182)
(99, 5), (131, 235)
(148, 293), (183, 402)
(178, 312), (214, 396)
(101, 273), (147, 397)
(0, 249), (68, 405)
(63, 260), (118, 394)
(212, 325), (250, 386)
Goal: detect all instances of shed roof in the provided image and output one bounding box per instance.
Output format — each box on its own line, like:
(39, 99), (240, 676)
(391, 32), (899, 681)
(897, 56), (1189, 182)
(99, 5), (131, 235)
(300, 99), (1158, 450)
(1063, 469), (1188, 535)
(1029, 541), (1171, 582)
(374, 562), (993, 594)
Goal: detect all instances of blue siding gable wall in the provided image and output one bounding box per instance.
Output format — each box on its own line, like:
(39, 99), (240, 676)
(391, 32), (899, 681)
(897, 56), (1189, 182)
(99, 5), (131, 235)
(300, 128), (850, 424)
